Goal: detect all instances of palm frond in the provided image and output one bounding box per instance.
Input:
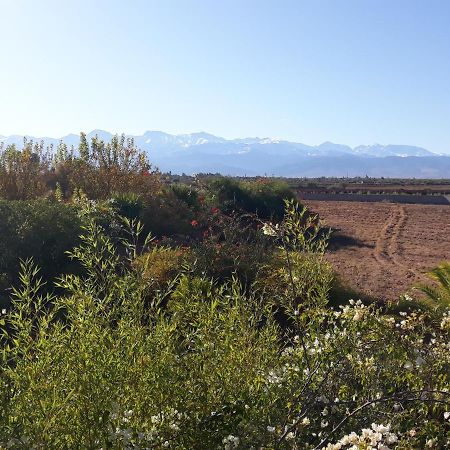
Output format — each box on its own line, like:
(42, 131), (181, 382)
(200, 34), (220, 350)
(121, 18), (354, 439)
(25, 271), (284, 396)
(416, 262), (450, 309)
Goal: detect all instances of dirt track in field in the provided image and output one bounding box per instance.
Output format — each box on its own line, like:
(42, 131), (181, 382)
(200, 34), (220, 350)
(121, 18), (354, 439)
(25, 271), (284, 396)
(304, 201), (450, 301)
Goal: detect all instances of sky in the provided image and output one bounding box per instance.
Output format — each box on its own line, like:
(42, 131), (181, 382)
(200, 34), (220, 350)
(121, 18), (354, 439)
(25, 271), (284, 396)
(1, 0), (450, 153)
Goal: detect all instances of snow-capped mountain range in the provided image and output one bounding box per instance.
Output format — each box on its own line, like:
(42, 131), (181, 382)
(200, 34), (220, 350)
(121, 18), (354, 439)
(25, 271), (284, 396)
(1, 130), (449, 178)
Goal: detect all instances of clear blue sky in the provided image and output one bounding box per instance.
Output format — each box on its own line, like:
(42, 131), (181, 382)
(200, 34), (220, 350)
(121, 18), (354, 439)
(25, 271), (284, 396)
(1, 0), (450, 153)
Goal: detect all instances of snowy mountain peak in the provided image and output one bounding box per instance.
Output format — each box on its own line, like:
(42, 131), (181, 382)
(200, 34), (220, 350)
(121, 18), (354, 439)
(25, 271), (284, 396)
(0, 130), (439, 158)
(353, 144), (434, 157)
(260, 137), (281, 144)
(0, 130), (446, 177)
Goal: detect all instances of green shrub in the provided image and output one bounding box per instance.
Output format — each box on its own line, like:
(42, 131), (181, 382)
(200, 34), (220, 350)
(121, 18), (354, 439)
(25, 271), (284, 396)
(240, 179), (296, 219)
(140, 191), (196, 238)
(110, 192), (144, 220)
(0, 200), (82, 304)
(170, 184), (202, 211)
(133, 246), (191, 288)
(207, 177), (296, 220)
(191, 213), (272, 285)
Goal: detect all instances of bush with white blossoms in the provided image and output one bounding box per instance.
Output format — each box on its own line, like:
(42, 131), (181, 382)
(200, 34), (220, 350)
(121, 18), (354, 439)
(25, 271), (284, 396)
(0, 201), (449, 449)
(323, 423), (398, 450)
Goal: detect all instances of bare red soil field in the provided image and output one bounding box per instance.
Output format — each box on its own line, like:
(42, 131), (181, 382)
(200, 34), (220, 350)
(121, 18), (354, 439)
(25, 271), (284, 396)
(304, 200), (450, 301)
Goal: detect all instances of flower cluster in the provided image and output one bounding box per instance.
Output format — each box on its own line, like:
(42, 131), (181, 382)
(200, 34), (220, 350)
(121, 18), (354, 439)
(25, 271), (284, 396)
(261, 222), (279, 237)
(334, 299), (368, 322)
(105, 407), (186, 449)
(440, 310), (450, 330)
(323, 423), (398, 450)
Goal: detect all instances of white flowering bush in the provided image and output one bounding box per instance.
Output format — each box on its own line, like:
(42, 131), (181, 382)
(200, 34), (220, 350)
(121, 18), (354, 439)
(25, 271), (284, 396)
(323, 423), (398, 450)
(0, 202), (449, 449)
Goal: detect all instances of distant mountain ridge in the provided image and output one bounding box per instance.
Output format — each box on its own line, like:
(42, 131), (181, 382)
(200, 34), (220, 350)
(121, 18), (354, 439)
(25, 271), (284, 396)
(1, 130), (449, 178)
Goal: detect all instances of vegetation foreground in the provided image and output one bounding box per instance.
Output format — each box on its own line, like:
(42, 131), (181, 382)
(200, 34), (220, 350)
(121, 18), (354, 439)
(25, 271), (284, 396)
(0, 135), (449, 449)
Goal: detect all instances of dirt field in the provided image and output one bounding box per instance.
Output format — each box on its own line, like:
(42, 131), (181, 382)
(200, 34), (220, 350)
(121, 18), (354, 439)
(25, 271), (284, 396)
(304, 200), (450, 301)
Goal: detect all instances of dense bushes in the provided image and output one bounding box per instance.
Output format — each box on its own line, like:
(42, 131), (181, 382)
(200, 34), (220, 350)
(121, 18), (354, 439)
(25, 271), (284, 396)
(140, 191), (196, 238)
(0, 134), (298, 245)
(0, 133), (297, 308)
(0, 205), (448, 449)
(0, 141), (52, 200)
(52, 134), (161, 200)
(0, 200), (82, 304)
(0, 134), (161, 201)
(207, 177), (296, 220)
(0, 135), (296, 244)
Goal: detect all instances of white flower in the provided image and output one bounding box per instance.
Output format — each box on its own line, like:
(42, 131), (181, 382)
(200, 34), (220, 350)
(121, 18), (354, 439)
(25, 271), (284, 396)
(325, 424), (397, 450)
(223, 435), (240, 449)
(444, 411), (450, 420)
(371, 423), (390, 434)
(385, 433), (398, 444)
(267, 426), (275, 433)
(301, 417), (310, 426)
(150, 415), (160, 424)
(440, 312), (450, 329)
(261, 223), (278, 236)
(267, 369), (283, 385)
